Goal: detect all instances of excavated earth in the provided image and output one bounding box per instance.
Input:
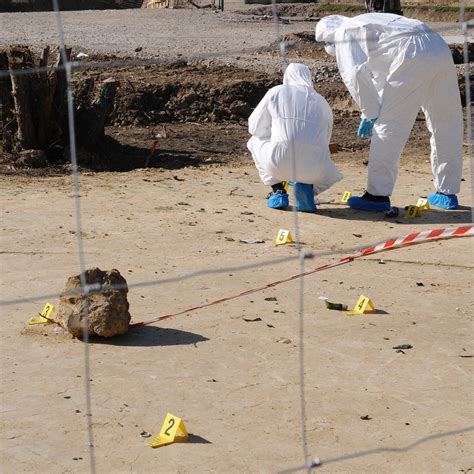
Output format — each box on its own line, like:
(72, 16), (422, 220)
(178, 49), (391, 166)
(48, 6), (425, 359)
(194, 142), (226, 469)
(1, 38), (472, 174)
(0, 0), (472, 174)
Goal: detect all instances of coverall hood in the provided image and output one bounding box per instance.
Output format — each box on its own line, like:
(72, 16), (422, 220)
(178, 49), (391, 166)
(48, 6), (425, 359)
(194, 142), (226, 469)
(315, 15), (349, 44)
(282, 63), (313, 88)
(324, 43), (336, 57)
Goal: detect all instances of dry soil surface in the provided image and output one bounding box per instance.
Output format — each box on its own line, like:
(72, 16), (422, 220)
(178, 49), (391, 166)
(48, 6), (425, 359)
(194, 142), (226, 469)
(1, 157), (473, 473)
(1, 3), (474, 474)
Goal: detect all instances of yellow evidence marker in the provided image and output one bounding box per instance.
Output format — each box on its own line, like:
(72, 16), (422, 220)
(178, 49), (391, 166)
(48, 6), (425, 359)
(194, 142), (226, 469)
(28, 302), (55, 325)
(347, 295), (376, 315)
(147, 413), (189, 448)
(275, 229), (294, 245)
(405, 205), (421, 218)
(340, 191), (352, 204)
(416, 197), (430, 211)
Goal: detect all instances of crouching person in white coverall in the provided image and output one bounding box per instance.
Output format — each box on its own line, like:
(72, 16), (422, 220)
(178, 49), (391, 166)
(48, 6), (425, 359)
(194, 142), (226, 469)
(247, 63), (342, 212)
(315, 14), (463, 211)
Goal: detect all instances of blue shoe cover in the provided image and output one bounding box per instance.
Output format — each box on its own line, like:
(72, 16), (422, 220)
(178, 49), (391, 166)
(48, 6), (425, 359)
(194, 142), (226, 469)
(428, 193), (458, 210)
(294, 183), (317, 212)
(267, 192), (289, 209)
(348, 196), (391, 212)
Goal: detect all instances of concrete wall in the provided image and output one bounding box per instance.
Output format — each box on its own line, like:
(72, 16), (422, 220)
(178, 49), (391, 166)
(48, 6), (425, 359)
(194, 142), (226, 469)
(0, 0), (144, 11)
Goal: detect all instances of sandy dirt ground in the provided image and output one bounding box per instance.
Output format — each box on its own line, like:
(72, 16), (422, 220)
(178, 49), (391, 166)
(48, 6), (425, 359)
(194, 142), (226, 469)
(1, 157), (473, 473)
(1, 2), (474, 474)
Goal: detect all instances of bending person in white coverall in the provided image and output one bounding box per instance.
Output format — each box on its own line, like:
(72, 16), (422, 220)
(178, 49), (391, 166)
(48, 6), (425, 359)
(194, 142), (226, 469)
(247, 63), (342, 212)
(315, 14), (463, 211)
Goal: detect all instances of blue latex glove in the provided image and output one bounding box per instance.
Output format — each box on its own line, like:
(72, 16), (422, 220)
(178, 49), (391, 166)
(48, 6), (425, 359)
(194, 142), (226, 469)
(357, 118), (377, 138)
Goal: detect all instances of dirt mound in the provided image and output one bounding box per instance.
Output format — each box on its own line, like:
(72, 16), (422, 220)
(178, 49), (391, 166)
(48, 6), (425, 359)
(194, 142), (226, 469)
(79, 59), (352, 129)
(103, 62), (280, 126)
(2, 54), (469, 175)
(239, 3), (473, 22)
(272, 32), (330, 60)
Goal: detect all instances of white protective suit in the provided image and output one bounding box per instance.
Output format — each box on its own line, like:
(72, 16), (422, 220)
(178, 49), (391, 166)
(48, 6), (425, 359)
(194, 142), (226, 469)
(247, 63), (342, 195)
(315, 14), (463, 196)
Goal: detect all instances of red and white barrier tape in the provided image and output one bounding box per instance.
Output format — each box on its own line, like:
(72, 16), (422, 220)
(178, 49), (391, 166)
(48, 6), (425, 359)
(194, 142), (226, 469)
(130, 225), (473, 328)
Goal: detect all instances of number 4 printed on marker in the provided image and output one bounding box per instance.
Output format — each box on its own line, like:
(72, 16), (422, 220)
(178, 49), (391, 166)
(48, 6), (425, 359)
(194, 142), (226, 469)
(348, 295), (376, 315)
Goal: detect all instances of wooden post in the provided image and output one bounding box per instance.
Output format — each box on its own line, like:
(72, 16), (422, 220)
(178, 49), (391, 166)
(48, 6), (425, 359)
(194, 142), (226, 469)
(76, 78), (119, 147)
(51, 47), (72, 145)
(7, 46), (38, 149)
(0, 51), (15, 152)
(94, 78), (120, 141)
(35, 46), (57, 149)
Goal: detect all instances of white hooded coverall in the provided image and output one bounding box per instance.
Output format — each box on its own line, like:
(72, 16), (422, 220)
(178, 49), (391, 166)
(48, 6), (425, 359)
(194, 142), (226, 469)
(247, 63), (342, 195)
(315, 14), (463, 196)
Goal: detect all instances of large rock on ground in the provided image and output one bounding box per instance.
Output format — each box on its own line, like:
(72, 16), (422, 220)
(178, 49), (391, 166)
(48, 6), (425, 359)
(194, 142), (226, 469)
(55, 268), (131, 338)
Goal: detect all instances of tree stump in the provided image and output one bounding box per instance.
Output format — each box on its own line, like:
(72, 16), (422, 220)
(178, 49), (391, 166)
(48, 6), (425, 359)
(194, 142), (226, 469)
(1, 45), (119, 166)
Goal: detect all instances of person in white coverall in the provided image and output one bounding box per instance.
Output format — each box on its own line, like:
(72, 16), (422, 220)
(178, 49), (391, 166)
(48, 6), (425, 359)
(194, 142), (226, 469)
(315, 14), (463, 211)
(247, 62), (342, 212)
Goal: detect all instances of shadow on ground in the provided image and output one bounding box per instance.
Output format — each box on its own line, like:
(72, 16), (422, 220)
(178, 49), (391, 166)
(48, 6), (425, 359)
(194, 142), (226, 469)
(89, 137), (220, 171)
(88, 326), (209, 347)
(184, 434), (212, 445)
(312, 205), (473, 225)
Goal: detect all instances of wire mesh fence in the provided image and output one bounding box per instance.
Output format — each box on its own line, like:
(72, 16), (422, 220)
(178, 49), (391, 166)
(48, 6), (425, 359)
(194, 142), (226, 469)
(1, 1), (472, 472)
